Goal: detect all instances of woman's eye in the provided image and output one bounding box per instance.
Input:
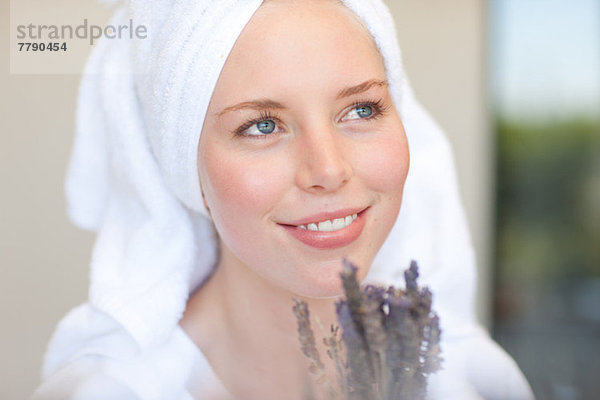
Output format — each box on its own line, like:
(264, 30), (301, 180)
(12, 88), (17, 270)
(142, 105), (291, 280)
(240, 119), (278, 136)
(342, 104), (376, 121)
(355, 105), (374, 118)
(256, 120), (276, 134)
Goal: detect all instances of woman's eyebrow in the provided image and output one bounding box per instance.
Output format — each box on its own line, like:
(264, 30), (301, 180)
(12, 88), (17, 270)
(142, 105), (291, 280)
(216, 99), (285, 118)
(336, 79), (388, 99)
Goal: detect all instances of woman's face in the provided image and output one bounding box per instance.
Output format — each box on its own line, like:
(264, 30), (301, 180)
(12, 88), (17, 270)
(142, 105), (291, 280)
(198, 0), (409, 298)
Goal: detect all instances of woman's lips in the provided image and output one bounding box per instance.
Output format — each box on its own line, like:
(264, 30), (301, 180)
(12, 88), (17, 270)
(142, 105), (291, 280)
(278, 208), (368, 249)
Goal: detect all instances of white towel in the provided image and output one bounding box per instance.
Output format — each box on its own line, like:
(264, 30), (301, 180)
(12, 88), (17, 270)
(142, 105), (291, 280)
(34, 0), (535, 399)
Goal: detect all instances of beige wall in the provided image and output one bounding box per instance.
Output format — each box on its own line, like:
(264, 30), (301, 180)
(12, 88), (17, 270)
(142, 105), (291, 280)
(0, 1), (490, 398)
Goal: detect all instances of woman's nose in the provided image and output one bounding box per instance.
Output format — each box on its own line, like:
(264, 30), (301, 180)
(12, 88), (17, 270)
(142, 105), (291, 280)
(294, 127), (353, 193)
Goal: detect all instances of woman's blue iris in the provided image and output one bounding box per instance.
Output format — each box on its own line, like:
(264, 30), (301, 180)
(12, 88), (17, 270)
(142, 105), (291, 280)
(257, 120), (276, 134)
(356, 105), (373, 118)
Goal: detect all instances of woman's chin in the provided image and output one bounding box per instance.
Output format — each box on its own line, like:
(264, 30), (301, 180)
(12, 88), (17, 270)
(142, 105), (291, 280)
(293, 285), (345, 300)
(288, 267), (370, 299)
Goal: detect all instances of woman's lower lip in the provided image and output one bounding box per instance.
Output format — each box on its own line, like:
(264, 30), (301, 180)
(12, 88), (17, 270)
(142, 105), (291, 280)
(279, 209), (368, 250)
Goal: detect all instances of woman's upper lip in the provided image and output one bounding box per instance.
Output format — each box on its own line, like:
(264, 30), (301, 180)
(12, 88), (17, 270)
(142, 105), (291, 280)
(279, 207), (368, 226)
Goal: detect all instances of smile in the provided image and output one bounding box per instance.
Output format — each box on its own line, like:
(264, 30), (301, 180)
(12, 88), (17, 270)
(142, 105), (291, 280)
(279, 208), (368, 250)
(297, 213), (358, 232)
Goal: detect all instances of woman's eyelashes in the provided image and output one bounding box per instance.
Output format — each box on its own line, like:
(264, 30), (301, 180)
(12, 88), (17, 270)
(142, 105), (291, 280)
(340, 99), (388, 122)
(233, 99), (388, 138)
(233, 111), (283, 138)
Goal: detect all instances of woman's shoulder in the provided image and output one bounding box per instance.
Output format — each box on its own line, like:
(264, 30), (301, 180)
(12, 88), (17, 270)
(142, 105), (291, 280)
(40, 303), (139, 375)
(33, 302), (199, 400)
(31, 357), (140, 400)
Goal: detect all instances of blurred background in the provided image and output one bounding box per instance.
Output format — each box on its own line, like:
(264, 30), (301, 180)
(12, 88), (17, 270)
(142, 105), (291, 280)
(489, 1), (600, 399)
(1, 0), (598, 399)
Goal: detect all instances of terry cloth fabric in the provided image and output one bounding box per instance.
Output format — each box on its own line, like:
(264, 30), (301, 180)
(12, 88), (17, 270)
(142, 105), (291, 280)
(33, 0), (535, 399)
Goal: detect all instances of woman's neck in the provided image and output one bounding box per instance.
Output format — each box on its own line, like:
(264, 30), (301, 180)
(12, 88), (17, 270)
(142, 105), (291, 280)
(182, 245), (342, 400)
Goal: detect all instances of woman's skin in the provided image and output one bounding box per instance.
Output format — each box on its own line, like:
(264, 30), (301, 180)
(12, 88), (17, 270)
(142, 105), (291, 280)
(180, 0), (410, 398)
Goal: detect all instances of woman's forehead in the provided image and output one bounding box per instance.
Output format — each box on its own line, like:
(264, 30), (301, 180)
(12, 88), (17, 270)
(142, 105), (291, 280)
(210, 0), (385, 104)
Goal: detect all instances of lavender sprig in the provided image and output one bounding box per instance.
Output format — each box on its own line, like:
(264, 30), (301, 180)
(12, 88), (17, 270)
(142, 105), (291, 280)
(363, 284), (388, 399)
(323, 325), (348, 399)
(293, 299), (325, 376)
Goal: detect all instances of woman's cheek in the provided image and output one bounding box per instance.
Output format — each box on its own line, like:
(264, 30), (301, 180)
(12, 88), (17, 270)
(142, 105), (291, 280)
(357, 131), (409, 194)
(204, 149), (288, 236)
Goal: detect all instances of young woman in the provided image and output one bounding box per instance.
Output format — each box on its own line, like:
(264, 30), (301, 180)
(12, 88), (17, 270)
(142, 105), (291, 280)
(34, 0), (534, 399)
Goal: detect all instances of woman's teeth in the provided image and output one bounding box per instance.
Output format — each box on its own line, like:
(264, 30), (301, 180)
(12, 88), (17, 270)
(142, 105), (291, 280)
(297, 214), (358, 232)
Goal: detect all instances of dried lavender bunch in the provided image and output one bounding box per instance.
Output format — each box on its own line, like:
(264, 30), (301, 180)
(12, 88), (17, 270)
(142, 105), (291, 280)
(293, 260), (442, 400)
